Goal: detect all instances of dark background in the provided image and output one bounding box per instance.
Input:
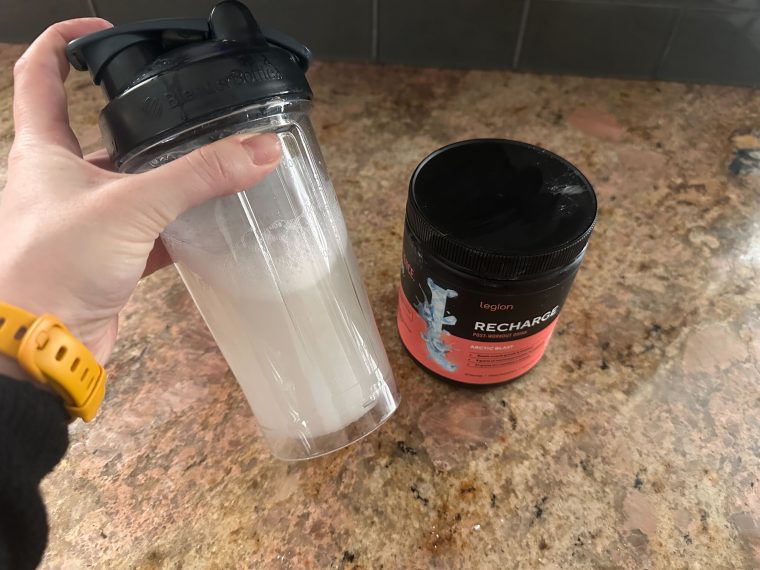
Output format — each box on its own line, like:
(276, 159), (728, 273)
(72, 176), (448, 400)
(2, 0), (758, 87)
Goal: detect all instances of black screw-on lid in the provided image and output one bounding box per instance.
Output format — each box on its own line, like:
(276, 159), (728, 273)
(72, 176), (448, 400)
(66, 0), (312, 162)
(406, 139), (598, 281)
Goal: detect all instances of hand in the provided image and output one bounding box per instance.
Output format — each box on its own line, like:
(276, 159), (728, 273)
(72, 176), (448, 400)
(0, 19), (281, 380)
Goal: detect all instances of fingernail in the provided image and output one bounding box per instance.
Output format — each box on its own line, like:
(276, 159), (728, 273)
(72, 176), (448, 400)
(241, 134), (281, 165)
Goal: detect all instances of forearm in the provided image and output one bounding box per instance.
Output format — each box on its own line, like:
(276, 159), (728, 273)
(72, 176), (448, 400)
(0, 373), (69, 570)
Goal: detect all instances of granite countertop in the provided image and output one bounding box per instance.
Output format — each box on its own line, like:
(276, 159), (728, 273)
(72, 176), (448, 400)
(1, 44), (760, 569)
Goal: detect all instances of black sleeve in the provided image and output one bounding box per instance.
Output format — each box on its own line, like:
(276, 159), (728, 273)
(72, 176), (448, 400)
(0, 376), (69, 570)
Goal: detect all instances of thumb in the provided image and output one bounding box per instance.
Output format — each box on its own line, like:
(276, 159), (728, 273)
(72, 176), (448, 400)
(119, 133), (281, 227)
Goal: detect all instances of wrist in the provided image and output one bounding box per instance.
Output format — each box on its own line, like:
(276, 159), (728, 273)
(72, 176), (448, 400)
(0, 351), (32, 382)
(0, 303), (107, 419)
(0, 286), (111, 364)
(0, 353), (59, 396)
(0, 308), (57, 394)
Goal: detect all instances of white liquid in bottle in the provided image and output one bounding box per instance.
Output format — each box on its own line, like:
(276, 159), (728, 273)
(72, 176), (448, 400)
(129, 107), (399, 460)
(163, 193), (394, 443)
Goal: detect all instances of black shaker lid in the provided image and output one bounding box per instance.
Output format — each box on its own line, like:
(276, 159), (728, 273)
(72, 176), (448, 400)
(66, 0), (312, 162)
(406, 139), (598, 280)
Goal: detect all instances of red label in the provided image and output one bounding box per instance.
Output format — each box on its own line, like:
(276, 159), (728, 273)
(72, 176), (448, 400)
(397, 288), (557, 384)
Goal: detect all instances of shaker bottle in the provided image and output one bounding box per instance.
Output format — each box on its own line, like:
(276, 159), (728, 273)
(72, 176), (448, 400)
(66, 0), (400, 459)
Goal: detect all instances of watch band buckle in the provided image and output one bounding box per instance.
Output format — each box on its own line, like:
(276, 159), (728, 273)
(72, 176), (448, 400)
(16, 314), (107, 422)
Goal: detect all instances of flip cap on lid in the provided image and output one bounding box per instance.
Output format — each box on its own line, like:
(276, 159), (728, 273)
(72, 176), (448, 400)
(66, 0), (313, 162)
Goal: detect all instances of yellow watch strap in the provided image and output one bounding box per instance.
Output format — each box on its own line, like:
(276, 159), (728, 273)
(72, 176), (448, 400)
(0, 303), (106, 422)
(0, 303), (35, 356)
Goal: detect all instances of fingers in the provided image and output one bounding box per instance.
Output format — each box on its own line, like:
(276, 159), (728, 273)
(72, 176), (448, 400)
(13, 18), (112, 154)
(121, 133), (281, 229)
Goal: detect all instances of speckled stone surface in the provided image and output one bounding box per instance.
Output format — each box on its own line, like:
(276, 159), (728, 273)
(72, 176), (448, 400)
(2, 44), (760, 568)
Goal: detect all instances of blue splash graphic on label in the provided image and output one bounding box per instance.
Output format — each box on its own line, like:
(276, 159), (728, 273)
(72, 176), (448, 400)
(415, 277), (459, 372)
